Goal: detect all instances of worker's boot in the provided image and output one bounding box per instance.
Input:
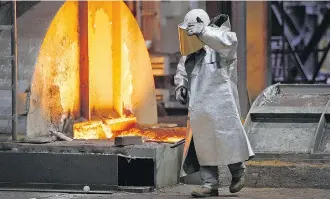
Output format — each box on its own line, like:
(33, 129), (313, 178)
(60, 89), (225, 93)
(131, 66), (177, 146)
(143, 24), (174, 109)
(192, 166), (219, 197)
(228, 162), (246, 193)
(191, 186), (218, 198)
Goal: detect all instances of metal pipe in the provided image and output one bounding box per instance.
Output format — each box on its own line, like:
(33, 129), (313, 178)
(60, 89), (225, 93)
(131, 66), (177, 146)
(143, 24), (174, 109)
(11, 0), (18, 141)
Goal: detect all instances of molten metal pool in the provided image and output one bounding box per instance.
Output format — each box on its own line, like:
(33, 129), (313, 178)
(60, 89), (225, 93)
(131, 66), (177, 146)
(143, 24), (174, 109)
(73, 116), (186, 143)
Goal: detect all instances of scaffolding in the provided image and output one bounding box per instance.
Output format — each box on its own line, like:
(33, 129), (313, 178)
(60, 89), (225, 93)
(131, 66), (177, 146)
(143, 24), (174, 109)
(270, 1), (330, 84)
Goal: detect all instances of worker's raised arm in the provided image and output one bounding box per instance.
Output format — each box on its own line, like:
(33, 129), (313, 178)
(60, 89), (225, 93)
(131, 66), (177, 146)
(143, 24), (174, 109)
(174, 56), (188, 89)
(199, 26), (238, 60)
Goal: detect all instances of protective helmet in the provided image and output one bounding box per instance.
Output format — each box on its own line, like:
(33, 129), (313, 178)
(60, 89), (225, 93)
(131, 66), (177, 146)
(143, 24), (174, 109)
(180, 9), (210, 29)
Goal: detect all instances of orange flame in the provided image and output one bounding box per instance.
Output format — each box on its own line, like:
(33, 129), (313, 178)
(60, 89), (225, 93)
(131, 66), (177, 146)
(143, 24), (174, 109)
(73, 117), (186, 143)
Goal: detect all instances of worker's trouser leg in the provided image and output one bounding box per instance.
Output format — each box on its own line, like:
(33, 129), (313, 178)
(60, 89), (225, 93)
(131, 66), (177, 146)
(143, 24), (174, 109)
(200, 166), (219, 190)
(228, 162), (246, 178)
(200, 162), (245, 190)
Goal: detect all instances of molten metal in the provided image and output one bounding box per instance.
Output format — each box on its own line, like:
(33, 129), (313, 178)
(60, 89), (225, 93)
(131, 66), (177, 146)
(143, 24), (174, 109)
(74, 117), (186, 143)
(74, 117), (137, 139)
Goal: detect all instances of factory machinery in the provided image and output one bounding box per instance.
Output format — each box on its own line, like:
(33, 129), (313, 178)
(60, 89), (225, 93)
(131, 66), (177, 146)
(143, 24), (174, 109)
(0, 1), (329, 192)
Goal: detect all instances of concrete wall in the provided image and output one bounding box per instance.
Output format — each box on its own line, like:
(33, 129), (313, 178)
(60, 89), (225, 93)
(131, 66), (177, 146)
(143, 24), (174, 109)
(0, 1), (64, 134)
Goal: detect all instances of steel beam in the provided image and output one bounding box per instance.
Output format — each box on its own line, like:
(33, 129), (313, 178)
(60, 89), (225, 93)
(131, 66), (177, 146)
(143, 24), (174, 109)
(271, 2), (330, 83)
(271, 3), (309, 82)
(78, 1), (90, 120)
(271, 2), (301, 43)
(312, 43), (330, 82)
(301, 9), (330, 64)
(11, 0), (18, 141)
(232, 1), (249, 119)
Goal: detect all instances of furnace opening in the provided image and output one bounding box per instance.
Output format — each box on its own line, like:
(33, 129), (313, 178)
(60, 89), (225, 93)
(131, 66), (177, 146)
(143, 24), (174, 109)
(26, 1), (186, 143)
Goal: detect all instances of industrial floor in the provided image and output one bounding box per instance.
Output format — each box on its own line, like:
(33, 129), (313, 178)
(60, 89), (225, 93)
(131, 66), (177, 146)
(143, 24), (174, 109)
(0, 185), (329, 199)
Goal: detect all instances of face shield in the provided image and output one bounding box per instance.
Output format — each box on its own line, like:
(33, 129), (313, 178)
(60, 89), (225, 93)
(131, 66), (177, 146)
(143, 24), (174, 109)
(178, 9), (210, 56)
(178, 23), (204, 56)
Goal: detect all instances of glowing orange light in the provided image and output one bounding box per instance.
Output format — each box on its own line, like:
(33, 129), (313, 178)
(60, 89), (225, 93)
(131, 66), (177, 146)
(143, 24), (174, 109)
(74, 118), (186, 143)
(28, 1), (183, 143)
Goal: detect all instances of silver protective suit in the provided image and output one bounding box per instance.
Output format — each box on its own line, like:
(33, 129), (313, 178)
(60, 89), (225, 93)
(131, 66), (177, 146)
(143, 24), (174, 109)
(174, 15), (254, 175)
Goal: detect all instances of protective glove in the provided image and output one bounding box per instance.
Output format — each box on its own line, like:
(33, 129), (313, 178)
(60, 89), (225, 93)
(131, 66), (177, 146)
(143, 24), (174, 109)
(187, 17), (205, 36)
(209, 14), (226, 27)
(175, 86), (188, 105)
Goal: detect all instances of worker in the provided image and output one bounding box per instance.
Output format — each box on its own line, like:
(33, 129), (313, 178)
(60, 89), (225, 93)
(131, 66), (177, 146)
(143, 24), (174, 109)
(174, 9), (255, 197)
